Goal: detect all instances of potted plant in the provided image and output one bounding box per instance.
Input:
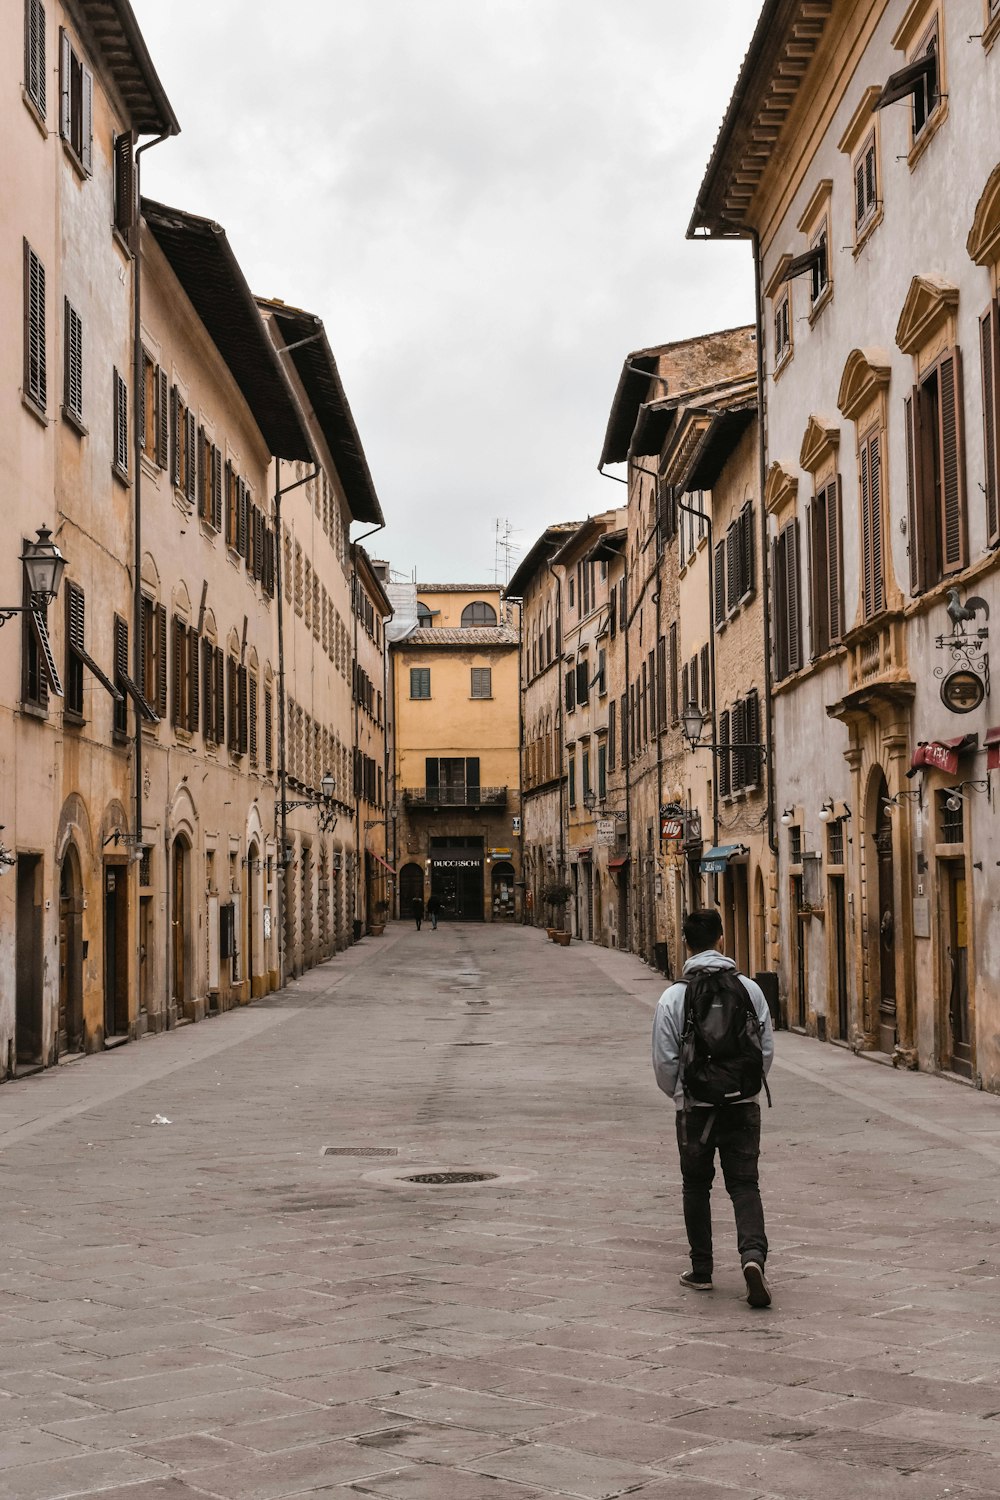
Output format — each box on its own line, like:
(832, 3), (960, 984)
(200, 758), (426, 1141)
(541, 882), (572, 940)
(368, 900), (389, 937)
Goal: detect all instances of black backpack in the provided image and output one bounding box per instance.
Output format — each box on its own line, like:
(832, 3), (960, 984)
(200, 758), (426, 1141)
(679, 969), (771, 1109)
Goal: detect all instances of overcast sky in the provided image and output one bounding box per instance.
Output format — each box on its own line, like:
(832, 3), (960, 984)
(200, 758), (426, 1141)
(133, 0), (760, 584)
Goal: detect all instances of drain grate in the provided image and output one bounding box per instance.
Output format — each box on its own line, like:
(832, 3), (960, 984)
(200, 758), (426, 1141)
(324, 1146), (398, 1157)
(404, 1171), (499, 1185)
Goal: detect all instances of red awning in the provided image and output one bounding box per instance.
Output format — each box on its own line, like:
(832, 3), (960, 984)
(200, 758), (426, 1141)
(608, 855), (630, 871)
(908, 734), (977, 776)
(987, 725), (1000, 772)
(575, 847), (593, 860)
(366, 849), (397, 875)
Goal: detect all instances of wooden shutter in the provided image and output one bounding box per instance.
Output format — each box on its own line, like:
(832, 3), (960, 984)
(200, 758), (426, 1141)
(741, 501), (756, 596)
(565, 670), (575, 712)
(212, 447), (223, 531)
(264, 687), (273, 769)
(619, 691), (627, 764)
(904, 393), (924, 593)
(808, 496), (829, 659)
(699, 643), (710, 711)
(689, 653), (699, 713)
(868, 433), (885, 615)
(113, 133), (135, 235)
(24, 241), (46, 410)
(786, 518), (802, 671)
(113, 614), (128, 732)
(732, 698), (745, 792)
(80, 65), (92, 174)
(982, 303), (1000, 546)
(113, 368), (128, 474)
(184, 411), (197, 503)
(854, 156), (866, 229)
(249, 674), (258, 762)
(171, 617), (184, 726)
(59, 28), (71, 138)
(237, 664), (248, 755)
(156, 368), (168, 468)
(155, 602), (167, 719)
(202, 637), (213, 739)
(713, 541), (725, 626)
(65, 580), (85, 715)
(745, 690), (761, 788)
(226, 657), (237, 751)
(680, 660), (689, 714)
(188, 629), (199, 733)
(938, 348), (967, 574)
(656, 635), (667, 730)
(25, 0), (46, 116)
(726, 523), (739, 612)
(63, 298), (82, 421)
(608, 699), (616, 770)
(771, 535), (786, 680)
(214, 647), (225, 744)
(170, 386), (180, 485)
(224, 461), (234, 544)
(827, 478), (843, 645)
(719, 710), (731, 798)
(669, 621), (678, 721)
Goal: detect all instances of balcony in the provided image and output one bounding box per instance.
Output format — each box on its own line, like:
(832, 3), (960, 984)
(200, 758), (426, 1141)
(403, 786), (508, 810)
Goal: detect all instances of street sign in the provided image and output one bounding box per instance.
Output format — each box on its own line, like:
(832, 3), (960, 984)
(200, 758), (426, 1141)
(661, 816), (684, 841)
(596, 819), (615, 846)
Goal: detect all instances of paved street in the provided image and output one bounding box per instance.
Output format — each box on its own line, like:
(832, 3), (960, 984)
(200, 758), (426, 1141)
(2, 927), (1000, 1500)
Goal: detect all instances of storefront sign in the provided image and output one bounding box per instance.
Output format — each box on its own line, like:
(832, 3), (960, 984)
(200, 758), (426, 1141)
(661, 816), (684, 842)
(489, 848), (512, 858)
(597, 819), (615, 845)
(433, 858), (481, 868)
(940, 669), (985, 714)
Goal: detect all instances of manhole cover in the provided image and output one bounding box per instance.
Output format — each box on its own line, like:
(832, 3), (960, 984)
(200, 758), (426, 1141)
(324, 1146), (398, 1157)
(454, 1042), (490, 1047)
(404, 1171), (499, 1185)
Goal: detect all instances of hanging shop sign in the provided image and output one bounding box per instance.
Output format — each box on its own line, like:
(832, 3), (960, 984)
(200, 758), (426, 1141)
(939, 669), (985, 714)
(597, 819), (616, 845)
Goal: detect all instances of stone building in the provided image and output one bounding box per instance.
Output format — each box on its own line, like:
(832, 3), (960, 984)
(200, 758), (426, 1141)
(690, 0), (1000, 1081)
(506, 524), (578, 928)
(352, 548), (393, 932)
(391, 585), (521, 922)
(599, 327), (757, 977)
(257, 300), (386, 974)
(550, 512), (626, 945)
(1, 0), (178, 1072)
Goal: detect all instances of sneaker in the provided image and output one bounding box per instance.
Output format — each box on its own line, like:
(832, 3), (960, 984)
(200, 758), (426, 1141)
(743, 1260), (772, 1308)
(679, 1270), (713, 1291)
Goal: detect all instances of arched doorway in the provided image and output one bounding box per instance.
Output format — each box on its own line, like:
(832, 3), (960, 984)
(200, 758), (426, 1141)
(491, 861), (516, 921)
(246, 840), (259, 999)
(59, 846), (85, 1055)
(753, 867), (767, 974)
(171, 836), (189, 1018)
(868, 768), (897, 1054)
(399, 862), (424, 917)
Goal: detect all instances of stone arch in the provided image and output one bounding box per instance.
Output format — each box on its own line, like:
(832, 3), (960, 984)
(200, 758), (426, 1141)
(171, 578), (193, 620)
(203, 608), (218, 643)
(764, 459), (798, 518)
(837, 348), (892, 421)
(56, 792), (94, 869)
(140, 552), (161, 595)
(166, 780), (198, 845)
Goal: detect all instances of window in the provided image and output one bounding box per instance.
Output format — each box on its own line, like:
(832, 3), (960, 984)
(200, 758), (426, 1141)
(410, 667), (430, 699)
(597, 647), (607, 697)
(854, 132), (878, 233)
(772, 518), (803, 680)
(699, 644), (710, 713)
(568, 750), (576, 808)
(582, 742), (591, 800)
(227, 655), (248, 756)
(565, 668), (576, 713)
(713, 540), (726, 627)
(112, 367), (129, 480)
(461, 600), (497, 627)
(63, 298), (82, 426)
(140, 352), (167, 467)
(576, 659), (589, 707)
(24, 0), (46, 118)
(65, 580), (85, 717)
(202, 639), (225, 745)
(140, 595), (167, 721)
(668, 621), (679, 722)
(248, 670), (258, 765)
(113, 133), (135, 237)
(22, 568), (59, 712)
(470, 667), (491, 698)
(774, 290), (791, 365)
(425, 757), (479, 802)
(904, 349), (968, 589)
(171, 389), (197, 502)
(981, 300), (1000, 548)
(597, 740), (607, 799)
(58, 28), (92, 174)
(171, 618), (200, 734)
(568, 576), (575, 610)
(264, 684), (273, 770)
(112, 614), (128, 735)
(718, 711), (731, 799)
(808, 225), (829, 308)
(858, 428), (885, 619)
(415, 600), (433, 628)
(808, 478), (843, 657)
(608, 701), (616, 771)
(23, 240), (46, 413)
(875, 15), (941, 150)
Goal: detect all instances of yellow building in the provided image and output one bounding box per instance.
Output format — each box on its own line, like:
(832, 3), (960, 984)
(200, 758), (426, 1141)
(391, 585), (521, 922)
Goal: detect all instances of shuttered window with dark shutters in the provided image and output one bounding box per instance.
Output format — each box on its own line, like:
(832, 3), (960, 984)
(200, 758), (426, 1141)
(248, 673), (258, 764)
(785, 517), (803, 671)
(669, 621), (679, 722)
(656, 635), (667, 730)
(608, 699), (616, 771)
(903, 349), (968, 590)
(25, 0), (46, 118)
(718, 710), (731, 799)
(214, 647), (225, 744)
(113, 614), (128, 734)
(23, 240), (46, 413)
(773, 519), (803, 680)
(112, 367), (129, 478)
(113, 133), (135, 236)
(859, 431), (884, 619)
(726, 522), (739, 614)
(188, 629), (199, 734)
(63, 298), (82, 425)
(576, 659), (589, 706)
(619, 691), (627, 765)
(854, 132), (878, 232)
(938, 349), (967, 573)
(713, 541), (725, 627)
(680, 660), (690, 717)
(65, 580), (85, 717)
(171, 617), (186, 728)
(744, 690), (761, 789)
(827, 478), (843, 645)
(155, 602), (167, 720)
(982, 302), (1000, 548)
(740, 500), (756, 598)
(264, 686), (273, 770)
(732, 698), (746, 793)
(565, 669), (575, 713)
(808, 492), (830, 660)
(59, 28), (92, 174)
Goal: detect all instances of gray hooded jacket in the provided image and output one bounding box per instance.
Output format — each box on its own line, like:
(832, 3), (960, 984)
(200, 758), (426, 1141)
(652, 950), (774, 1110)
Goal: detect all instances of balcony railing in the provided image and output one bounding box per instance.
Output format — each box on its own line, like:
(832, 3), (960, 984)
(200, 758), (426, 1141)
(403, 786), (508, 809)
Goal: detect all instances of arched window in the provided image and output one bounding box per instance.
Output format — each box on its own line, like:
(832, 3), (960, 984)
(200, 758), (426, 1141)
(416, 601), (434, 628)
(461, 600), (497, 628)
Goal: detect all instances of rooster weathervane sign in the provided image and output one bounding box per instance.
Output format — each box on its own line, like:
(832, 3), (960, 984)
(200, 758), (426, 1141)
(936, 588), (990, 712)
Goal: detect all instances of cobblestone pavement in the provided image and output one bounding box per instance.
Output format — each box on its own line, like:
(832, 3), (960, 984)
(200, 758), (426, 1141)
(2, 926), (1000, 1500)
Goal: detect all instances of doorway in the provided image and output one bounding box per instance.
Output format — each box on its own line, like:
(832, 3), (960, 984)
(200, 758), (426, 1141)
(16, 854), (44, 1069)
(59, 846), (85, 1055)
(171, 838), (188, 1017)
(941, 859), (971, 1077)
(753, 867), (767, 974)
(491, 860), (516, 921)
(104, 860), (129, 1039)
(726, 862), (750, 973)
(247, 841), (259, 998)
(399, 862), (424, 917)
(870, 770), (897, 1053)
(830, 875), (849, 1041)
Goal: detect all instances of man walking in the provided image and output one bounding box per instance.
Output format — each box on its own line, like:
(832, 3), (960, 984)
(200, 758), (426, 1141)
(411, 894), (424, 931)
(426, 893), (441, 930)
(652, 908), (774, 1307)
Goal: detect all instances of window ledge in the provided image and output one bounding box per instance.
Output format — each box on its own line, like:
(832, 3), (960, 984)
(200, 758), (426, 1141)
(772, 347), (794, 381)
(112, 729), (129, 748)
(61, 404), (88, 437)
(19, 701), (49, 722)
(140, 453), (162, 482)
(907, 98), (948, 170)
(63, 709), (86, 728)
(61, 138), (88, 181)
(111, 225), (133, 261)
(112, 464), (130, 489)
(22, 392), (48, 427)
(21, 89), (47, 138)
(853, 204), (884, 258)
(808, 282), (834, 326)
(174, 727), (193, 745)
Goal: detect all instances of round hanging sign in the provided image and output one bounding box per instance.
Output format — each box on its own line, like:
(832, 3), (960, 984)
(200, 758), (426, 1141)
(940, 669), (985, 714)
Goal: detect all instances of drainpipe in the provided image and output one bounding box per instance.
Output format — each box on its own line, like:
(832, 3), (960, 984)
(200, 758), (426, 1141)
(750, 227), (778, 860)
(505, 589), (527, 922)
(131, 129), (173, 1025)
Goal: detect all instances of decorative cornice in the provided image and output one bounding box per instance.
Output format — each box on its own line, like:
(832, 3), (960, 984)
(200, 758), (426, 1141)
(967, 160), (1000, 268)
(837, 348), (892, 421)
(764, 460), (799, 517)
(764, 253), (793, 300)
(895, 275), (959, 354)
(797, 178), (833, 234)
(799, 415), (840, 474)
(837, 86), (882, 155)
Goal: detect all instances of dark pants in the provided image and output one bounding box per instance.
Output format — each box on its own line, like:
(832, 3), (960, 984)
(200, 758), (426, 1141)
(675, 1103), (767, 1275)
(414, 916), (422, 930)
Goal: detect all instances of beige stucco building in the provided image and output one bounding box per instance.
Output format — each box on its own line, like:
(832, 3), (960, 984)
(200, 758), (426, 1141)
(691, 0), (1000, 1083)
(391, 585), (521, 923)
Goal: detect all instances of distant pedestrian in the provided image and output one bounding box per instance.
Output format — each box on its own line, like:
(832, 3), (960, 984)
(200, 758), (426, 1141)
(652, 908), (774, 1308)
(426, 894), (441, 930)
(411, 895), (424, 931)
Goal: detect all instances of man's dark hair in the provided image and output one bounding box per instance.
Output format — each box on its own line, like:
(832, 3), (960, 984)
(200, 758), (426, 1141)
(683, 908), (723, 952)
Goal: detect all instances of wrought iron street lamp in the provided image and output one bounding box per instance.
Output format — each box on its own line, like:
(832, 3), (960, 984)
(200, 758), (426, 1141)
(681, 700), (766, 763)
(279, 769), (338, 840)
(0, 525), (68, 625)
